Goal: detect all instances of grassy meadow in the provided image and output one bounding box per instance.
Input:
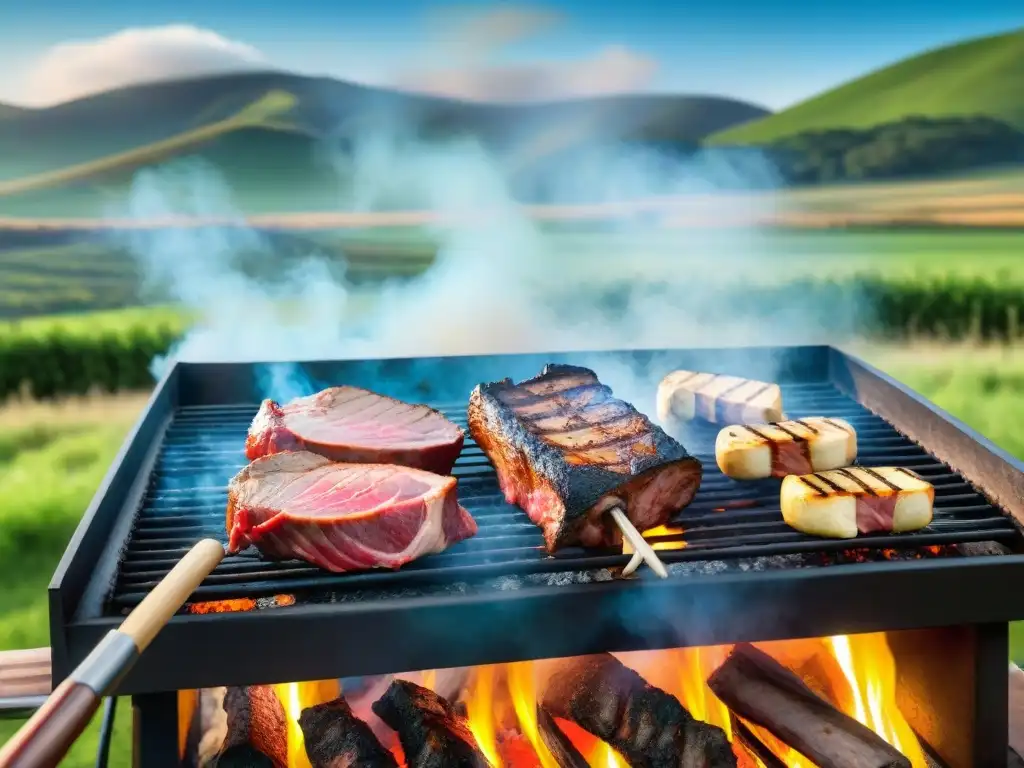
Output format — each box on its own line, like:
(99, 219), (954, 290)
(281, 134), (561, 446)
(0, 393), (149, 764)
(2, 225), (1024, 320)
(709, 27), (1024, 143)
(0, 343), (1022, 766)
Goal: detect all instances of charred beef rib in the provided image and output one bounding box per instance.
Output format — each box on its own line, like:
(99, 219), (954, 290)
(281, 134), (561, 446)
(246, 386), (465, 475)
(468, 364), (702, 551)
(372, 679), (492, 768)
(299, 696), (399, 768)
(541, 654), (736, 768)
(226, 452), (478, 572)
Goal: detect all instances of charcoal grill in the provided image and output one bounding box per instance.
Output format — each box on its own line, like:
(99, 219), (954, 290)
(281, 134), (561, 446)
(47, 345), (1024, 766)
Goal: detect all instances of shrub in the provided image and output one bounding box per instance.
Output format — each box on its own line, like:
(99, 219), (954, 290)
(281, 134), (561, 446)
(1, 278), (1022, 400)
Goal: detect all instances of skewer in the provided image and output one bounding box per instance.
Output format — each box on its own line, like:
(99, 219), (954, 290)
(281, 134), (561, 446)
(622, 550), (645, 577)
(609, 507), (667, 579)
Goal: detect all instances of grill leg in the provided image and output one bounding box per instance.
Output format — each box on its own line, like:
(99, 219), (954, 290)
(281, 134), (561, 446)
(973, 622), (1009, 768)
(132, 692), (180, 768)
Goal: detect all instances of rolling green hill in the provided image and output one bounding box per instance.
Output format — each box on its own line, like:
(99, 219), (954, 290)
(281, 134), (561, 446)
(709, 27), (1024, 144)
(0, 72), (770, 218)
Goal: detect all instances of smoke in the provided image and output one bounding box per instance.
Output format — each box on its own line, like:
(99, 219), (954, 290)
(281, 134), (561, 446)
(113, 124), (866, 410)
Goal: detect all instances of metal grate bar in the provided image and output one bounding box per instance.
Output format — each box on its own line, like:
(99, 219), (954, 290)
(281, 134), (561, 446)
(107, 383), (1018, 609)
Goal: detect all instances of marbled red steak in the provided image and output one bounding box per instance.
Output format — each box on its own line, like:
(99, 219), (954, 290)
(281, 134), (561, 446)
(246, 387), (465, 475)
(226, 452), (478, 572)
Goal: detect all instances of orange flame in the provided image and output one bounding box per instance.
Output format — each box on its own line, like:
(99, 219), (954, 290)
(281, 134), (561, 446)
(739, 634), (928, 768)
(677, 647), (733, 740)
(621, 524), (688, 554)
(187, 594), (295, 614)
(207, 632), (927, 768)
(592, 741), (628, 767)
(274, 679), (342, 768)
(828, 634), (926, 767)
(464, 665), (502, 766)
(507, 662), (561, 768)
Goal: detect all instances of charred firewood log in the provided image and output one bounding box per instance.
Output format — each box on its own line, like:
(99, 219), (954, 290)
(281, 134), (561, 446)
(214, 686), (288, 768)
(537, 708), (589, 768)
(730, 717), (787, 768)
(372, 679), (492, 767)
(707, 644), (910, 768)
(541, 653), (736, 768)
(299, 696), (398, 768)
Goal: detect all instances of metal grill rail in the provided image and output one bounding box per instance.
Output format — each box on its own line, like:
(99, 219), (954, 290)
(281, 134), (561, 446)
(109, 381), (1017, 610)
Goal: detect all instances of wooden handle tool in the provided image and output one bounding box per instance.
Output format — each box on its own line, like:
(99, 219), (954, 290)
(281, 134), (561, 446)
(0, 539), (225, 768)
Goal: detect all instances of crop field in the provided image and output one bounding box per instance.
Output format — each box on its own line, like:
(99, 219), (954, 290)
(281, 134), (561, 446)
(0, 342), (1021, 766)
(2, 227), (1023, 320)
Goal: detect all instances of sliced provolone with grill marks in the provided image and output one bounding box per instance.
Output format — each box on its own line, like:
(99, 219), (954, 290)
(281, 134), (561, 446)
(657, 370), (783, 426)
(715, 417), (857, 480)
(780, 466), (934, 539)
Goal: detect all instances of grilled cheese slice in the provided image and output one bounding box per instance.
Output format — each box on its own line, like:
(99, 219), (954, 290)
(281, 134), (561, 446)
(780, 466), (934, 539)
(715, 417), (857, 480)
(657, 370), (782, 426)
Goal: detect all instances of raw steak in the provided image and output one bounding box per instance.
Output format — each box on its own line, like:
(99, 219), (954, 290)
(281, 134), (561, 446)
(468, 364), (702, 551)
(226, 452), (478, 572)
(246, 387), (465, 475)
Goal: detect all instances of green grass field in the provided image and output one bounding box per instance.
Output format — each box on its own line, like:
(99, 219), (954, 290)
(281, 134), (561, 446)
(0, 393), (148, 765)
(0, 344), (1021, 765)
(710, 27), (1024, 144)
(2, 227), (1024, 319)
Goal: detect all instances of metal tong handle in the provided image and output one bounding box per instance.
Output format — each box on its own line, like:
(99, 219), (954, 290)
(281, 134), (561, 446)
(0, 539), (225, 768)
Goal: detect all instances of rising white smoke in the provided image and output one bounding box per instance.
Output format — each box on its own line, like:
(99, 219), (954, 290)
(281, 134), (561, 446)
(110, 115), (867, 407)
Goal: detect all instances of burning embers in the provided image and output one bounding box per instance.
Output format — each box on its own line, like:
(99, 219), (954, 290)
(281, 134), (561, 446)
(185, 632), (926, 768)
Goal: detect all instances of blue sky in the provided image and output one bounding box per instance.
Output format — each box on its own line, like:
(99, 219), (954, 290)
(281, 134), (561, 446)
(0, 0), (1020, 108)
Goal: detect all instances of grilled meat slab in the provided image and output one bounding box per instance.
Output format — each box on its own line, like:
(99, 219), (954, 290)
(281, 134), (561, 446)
(226, 452), (478, 572)
(541, 654), (736, 768)
(372, 679), (492, 768)
(299, 697), (399, 768)
(246, 386), (465, 475)
(468, 364), (702, 550)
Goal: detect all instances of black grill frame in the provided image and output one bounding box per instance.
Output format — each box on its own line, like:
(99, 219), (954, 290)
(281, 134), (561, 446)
(48, 345), (1024, 694)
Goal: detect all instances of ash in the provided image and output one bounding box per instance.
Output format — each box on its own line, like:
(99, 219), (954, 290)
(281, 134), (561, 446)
(167, 542), (993, 615)
(494, 569), (615, 590)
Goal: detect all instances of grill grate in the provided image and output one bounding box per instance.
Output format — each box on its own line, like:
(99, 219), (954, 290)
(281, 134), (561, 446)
(109, 381), (1017, 610)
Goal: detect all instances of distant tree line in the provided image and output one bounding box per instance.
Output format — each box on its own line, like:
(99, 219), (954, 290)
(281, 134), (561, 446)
(516, 116), (1024, 197)
(715, 115), (1024, 185)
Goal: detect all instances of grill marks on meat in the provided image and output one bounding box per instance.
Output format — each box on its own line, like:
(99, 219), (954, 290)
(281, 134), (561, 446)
(226, 452), (478, 572)
(485, 368), (648, 471)
(299, 697), (399, 768)
(246, 387), (465, 475)
(541, 654), (736, 768)
(217, 686), (288, 768)
(468, 364), (702, 550)
(372, 679), (492, 768)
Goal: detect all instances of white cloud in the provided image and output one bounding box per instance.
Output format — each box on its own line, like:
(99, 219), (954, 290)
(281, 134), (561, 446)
(15, 25), (269, 107)
(3, 16), (656, 108)
(395, 45), (658, 103)
(425, 4), (563, 58)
